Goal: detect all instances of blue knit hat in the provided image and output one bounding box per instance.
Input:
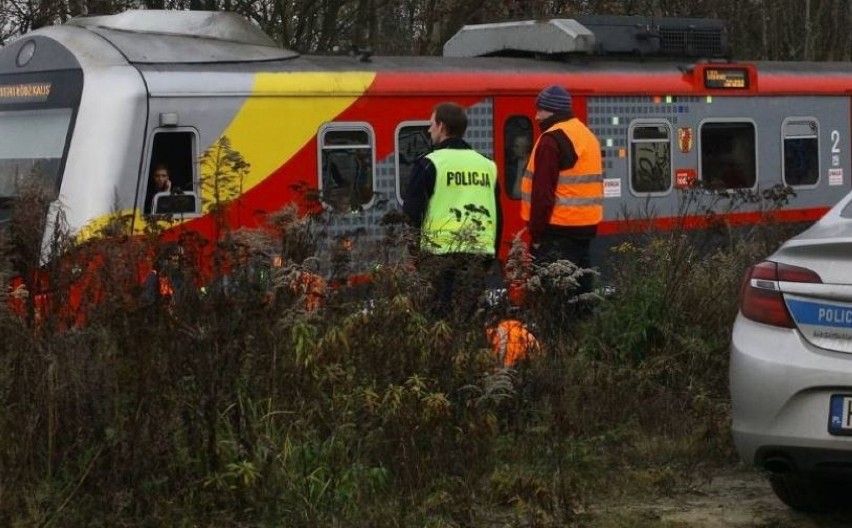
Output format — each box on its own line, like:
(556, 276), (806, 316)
(536, 85), (572, 113)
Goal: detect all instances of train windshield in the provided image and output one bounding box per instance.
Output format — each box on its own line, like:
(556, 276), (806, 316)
(0, 107), (72, 203)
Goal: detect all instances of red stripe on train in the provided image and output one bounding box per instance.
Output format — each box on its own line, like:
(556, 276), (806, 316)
(368, 71), (852, 96)
(368, 72), (693, 95)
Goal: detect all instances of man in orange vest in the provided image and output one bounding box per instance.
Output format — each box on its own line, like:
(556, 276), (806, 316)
(520, 85), (603, 304)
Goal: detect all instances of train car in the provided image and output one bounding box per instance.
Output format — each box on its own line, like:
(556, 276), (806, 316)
(0, 10), (850, 275)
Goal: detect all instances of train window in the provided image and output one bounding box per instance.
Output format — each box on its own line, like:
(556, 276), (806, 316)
(504, 116), (533, 199)
(146, 130), (197, 214)
(0, 108), (72, 200)
(783, 119), (819, 187)
(699, 121), (756, 189)
(395, 121), (431, 204)
(318, 123), (375, 212)
(629, 121), (672, 194)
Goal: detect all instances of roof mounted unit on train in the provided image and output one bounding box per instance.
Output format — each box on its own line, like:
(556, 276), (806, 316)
(443, 15), (729, 59)
(65, 10), (298, 63)
(442, 20), (596, 58)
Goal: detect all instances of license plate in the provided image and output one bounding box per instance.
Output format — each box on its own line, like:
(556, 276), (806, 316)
(828, 395), (852, 435)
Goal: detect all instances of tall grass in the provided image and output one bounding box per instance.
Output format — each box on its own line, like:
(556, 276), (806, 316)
(0, 184), (797, 526)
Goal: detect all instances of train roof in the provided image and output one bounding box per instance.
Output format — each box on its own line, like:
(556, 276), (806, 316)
(65, 10), (297, 62)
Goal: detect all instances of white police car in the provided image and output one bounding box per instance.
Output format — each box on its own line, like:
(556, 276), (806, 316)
(731, 191), (852, 512)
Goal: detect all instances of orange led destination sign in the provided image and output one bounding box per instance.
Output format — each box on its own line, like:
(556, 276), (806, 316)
(703, 67), (750, 90)
(0, 82), (52, 103)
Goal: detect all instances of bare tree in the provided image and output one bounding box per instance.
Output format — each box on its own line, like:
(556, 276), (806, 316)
(3, 0), (849, 60)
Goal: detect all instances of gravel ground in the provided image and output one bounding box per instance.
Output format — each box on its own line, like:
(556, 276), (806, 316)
(591, 466), (852, 527)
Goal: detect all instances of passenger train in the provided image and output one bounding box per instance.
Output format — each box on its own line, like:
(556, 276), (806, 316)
(0, 10), (850, 273)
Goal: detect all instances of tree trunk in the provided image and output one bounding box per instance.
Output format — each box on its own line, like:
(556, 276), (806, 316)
(353, 0), (370, 49)
(804, 0), (813, 60)
(845, 0), (852, 60)
(761, 0), (768, 59)
(317, 0), (344, 52)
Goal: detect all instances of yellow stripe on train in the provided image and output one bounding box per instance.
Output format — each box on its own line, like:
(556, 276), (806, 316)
(222, 72), (377, 191)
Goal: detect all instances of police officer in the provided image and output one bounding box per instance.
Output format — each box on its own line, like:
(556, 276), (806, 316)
(521, 85), (603, 306)
(403, 102), (501, 318)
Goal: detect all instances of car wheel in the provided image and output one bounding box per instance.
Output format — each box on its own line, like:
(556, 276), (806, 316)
(768, 472), (844, 512)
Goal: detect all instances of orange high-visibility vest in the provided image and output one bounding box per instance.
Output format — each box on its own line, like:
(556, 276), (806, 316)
(486, 319), (540, 366)
(520, 118), (603, 227)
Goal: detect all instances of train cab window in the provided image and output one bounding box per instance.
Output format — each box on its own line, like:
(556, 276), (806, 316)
(783, 119), (819, 187)
(629, 121), (672, 194)
(395, 121), (430, 204)
(0, 108), (72, 201)
(319, 124), (375, 212)
(145, 130), (198, 214)
(699, 121), (756, 189)
(504, 116), (533, 199)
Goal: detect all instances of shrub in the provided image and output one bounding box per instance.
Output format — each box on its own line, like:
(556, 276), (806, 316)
(0, 183), (798, 525)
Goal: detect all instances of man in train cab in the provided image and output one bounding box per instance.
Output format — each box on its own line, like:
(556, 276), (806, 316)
(144, 163), (173, 214)
(403, 101), (501, 318)
(521, 85), (603, 312)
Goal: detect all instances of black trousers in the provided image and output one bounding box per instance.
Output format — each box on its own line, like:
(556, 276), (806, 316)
(531, 232), (595, 318)
(534, 232), (593, 285)
(419, 252), (494, 320)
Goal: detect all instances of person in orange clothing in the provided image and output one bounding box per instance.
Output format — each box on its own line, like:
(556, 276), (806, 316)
(486, 317), (540, 367)
(521, 85), (603, 292)
(520, 85), (603, 301)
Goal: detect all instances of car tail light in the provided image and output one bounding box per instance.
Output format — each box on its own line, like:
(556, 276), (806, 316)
(739, 261), (822, 328)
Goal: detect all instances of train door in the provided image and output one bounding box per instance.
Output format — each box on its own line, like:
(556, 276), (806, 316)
(493, 96), (535, 250)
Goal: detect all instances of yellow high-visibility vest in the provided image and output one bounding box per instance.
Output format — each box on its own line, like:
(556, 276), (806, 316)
(422, 148), (498, 255)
